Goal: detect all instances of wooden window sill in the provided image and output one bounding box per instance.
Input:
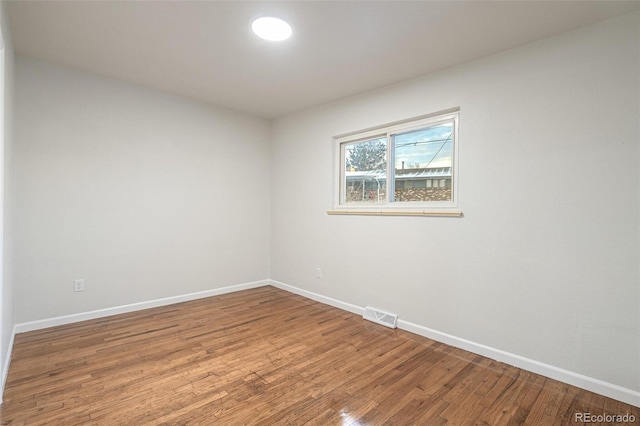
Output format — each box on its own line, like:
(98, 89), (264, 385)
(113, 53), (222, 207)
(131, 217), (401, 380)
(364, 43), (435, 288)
(326, 209), (463, 217)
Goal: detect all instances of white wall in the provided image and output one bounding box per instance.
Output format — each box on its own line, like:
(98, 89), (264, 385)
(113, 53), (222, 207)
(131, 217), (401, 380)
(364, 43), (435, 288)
(14, 56), (271, 323)
(271, 12), (639, 393)
(0, 0), (14, 398)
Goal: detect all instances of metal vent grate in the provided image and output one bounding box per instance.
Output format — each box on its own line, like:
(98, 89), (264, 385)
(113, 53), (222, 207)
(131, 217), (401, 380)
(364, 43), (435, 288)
(363, 306), (398, 329)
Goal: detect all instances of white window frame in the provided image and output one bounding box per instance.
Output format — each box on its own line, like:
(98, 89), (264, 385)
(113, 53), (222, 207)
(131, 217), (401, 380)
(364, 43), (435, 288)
(329, 109), (462, 217)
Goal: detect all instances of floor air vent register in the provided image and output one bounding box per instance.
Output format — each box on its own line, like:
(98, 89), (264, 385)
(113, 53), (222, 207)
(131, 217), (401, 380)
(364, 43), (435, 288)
(363, 306), (398, 329)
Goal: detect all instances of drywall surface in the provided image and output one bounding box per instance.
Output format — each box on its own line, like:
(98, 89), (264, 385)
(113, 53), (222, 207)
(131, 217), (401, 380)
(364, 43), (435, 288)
(14, 56), (271, 322)
(271, 12), (640, 391)
(1, 0), (16, 397)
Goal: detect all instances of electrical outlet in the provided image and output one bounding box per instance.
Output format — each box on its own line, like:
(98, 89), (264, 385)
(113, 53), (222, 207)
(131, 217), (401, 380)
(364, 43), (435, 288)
(74, 279), (85, 292)
(316, 268), (322, 279)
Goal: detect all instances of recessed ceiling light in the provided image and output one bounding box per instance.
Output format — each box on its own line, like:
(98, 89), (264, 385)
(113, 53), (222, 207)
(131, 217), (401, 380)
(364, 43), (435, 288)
(251, 17), (292, 41)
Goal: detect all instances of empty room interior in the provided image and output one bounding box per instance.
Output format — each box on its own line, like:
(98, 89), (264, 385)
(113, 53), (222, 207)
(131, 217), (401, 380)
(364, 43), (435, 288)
(0, 0), (638, 424)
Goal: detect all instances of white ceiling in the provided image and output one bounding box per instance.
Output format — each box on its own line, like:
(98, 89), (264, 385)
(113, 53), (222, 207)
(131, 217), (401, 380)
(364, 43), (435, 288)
(7, 1), (639, 119)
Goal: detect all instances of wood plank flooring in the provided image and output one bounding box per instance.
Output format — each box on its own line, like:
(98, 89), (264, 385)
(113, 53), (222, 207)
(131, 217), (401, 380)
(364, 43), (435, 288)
(0, 286), (637, 425)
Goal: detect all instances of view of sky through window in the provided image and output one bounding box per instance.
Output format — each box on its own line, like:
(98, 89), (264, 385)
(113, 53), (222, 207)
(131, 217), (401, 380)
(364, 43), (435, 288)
(394, 123), (453, 170)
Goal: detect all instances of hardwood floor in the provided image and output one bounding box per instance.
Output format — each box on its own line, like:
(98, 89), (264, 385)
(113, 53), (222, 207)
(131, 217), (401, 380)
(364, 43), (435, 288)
(0, 286), (637, 425)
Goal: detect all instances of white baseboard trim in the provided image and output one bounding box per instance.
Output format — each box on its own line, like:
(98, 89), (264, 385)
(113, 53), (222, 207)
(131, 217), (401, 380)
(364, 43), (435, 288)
(0, 324), (16, 404)
(269, 279), (640, 408)
(398, 319), (640, 408)
(269, 279), (364, 316)
(14, 279), (269, 334)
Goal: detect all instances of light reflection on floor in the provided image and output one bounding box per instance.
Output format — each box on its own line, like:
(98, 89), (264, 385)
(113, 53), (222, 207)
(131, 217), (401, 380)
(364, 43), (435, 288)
(341, 409), (366, 426)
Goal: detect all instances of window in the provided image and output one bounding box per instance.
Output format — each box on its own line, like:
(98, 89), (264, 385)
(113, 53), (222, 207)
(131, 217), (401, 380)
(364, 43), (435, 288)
(331, 110), (461, 217)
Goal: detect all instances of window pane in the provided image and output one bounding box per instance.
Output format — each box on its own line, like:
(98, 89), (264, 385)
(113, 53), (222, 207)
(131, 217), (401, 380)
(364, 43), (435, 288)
(344, 137), (387, 203)
(394, 123), (453, 202)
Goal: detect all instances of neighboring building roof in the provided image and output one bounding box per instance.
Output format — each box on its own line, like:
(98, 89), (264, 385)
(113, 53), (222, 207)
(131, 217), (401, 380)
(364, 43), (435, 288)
(345, 167), (451, 181)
